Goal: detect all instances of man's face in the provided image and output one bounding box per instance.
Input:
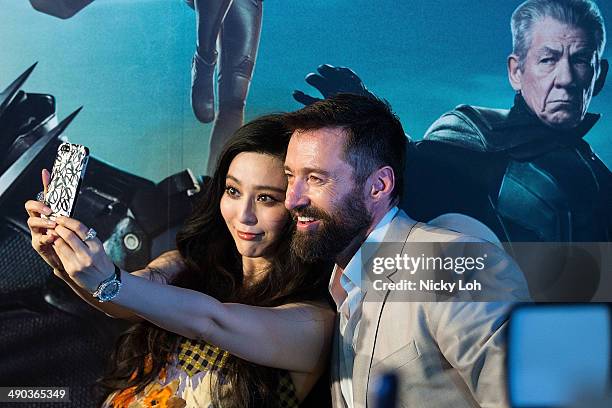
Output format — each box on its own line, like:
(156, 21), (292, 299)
(284, 127), (371, 262)
(511, 18), (601, 129)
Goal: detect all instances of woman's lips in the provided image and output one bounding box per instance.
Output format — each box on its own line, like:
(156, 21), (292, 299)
(237, 230), (263, 241)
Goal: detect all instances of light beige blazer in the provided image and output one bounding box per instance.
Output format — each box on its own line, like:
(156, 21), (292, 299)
(330, 210), (530, 408)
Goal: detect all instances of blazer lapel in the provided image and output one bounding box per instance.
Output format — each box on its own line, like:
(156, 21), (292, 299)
(330, 315), (346, 407)
(351, 211), (417, 407)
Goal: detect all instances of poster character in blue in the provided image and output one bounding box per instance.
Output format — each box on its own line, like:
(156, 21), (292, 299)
(28, 0), (264, 174)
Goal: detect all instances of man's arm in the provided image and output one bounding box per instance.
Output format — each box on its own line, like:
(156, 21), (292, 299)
(428, 301), (513, 407)
(424, 242), (530, 407)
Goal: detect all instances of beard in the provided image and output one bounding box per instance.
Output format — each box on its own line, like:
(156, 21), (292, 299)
(290, 187), (371, 263)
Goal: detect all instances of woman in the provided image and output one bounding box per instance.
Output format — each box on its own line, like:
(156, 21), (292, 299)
(25, 115), (335, 407)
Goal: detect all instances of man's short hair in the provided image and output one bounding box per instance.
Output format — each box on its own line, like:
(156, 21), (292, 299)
(511, 0), (607, 68)
(282, 93), (407, 202)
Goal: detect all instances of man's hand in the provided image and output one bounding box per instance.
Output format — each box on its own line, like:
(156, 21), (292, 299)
(292, 64), (374, 106)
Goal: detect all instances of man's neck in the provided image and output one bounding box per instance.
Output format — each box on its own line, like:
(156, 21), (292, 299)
(335, 234), (366, 270)
(335, 205), (394, 269)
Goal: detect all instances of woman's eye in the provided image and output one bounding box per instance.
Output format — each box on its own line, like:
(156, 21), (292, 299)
(225, 186), (239, 197)
(257, 194), (276, 203)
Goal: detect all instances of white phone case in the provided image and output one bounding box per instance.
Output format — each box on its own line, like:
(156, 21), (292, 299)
(43, 142), (89, 219)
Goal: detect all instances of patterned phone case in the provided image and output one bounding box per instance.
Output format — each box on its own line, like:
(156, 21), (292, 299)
(44, 143), (89, 219)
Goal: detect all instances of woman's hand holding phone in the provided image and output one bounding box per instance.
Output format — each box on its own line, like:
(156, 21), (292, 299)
(25, 169), (64, 278)
(51, 214), (116, 293)
(26, 168), (114, 293)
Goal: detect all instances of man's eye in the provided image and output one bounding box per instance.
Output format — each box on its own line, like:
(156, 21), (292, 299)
(308, 175), (322, 183)
(225, 186), (239, 197)
(540, 57), (556, 64)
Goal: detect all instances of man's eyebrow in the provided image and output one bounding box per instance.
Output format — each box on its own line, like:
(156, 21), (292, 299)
(536, 46), (562, 55)
(283, 166), (331, 177)
(305, 167), (331, 176)
(226, 175), (285, 194)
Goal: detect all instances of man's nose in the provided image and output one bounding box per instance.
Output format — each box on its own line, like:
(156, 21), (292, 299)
(555, 58), (575, 88)
(285, 180), (310, 210)
(238, 199), (257, 225)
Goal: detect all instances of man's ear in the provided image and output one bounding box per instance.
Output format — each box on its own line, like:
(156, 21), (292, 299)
(508, 54), (523, 92)
(593, 58), (608, 96)
(369, 166), (395, 202)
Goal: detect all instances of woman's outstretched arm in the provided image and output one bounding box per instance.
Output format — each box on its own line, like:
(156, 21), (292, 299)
(53, 250), (183, 321)
(49, 215), (335, 374)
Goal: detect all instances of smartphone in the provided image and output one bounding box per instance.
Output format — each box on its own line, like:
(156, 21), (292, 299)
(43, 142), (89, 220)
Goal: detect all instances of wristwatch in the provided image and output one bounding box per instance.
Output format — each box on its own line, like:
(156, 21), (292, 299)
(92, 264), (122, 302)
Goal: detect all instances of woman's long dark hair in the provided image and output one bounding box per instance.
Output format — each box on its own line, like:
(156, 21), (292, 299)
(97, 115), (331, 407)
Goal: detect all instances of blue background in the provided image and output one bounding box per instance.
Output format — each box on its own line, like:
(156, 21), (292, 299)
(1, 0), (610, 180)
(509, 305), (611, 406)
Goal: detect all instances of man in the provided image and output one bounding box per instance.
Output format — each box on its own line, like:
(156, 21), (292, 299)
(405, 0), (611, 301)
(405, 0), (611, 244)
(293, 0), (611, 244)
(282, 93), (529, 408)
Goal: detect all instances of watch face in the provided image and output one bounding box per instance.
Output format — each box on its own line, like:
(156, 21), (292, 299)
(100, 281), (120, 300)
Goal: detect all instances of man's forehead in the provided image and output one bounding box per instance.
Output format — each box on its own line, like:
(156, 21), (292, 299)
(285, 126), (349, 169)
(288, 127), (346, 154)
(529, 18), (596, 52)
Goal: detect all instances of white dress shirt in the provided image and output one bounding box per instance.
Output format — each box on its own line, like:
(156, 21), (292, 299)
(329, 206), (399, 408)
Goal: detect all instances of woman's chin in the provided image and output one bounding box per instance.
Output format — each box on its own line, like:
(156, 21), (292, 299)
(236, 244), (264, 259)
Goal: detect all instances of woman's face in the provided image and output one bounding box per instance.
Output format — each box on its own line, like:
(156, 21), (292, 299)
(220, 152), (289, 259)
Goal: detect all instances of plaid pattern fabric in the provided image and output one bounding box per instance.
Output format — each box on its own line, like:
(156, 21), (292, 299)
(277, 371), (299, 408)
(177, 338), (230, 377)
(177, 338), (299, 407)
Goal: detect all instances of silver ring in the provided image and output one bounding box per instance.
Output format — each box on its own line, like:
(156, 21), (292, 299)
(84, 228), (97, 242)
(36, 191), (45, 202)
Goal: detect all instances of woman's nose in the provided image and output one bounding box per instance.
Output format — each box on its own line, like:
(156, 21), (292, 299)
(238, 199), (257, 225)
